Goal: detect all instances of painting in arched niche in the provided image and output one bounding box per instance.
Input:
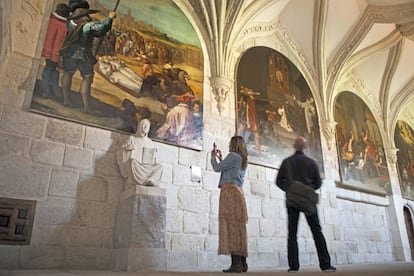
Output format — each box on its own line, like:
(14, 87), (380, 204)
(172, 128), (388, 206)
(334, 91), (390, 194)
(395, 120), (414, 200)
(236, 46), (324, 172)
(30, 0), (204, 150)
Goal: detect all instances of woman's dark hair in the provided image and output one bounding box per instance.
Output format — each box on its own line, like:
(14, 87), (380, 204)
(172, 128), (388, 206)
(229, 136), (248, 170)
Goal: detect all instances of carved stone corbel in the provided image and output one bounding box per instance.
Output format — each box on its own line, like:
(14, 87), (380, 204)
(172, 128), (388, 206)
(386, 147), (399, 165)
(210, 76), (233, 114)
(322, 120), (337, 150)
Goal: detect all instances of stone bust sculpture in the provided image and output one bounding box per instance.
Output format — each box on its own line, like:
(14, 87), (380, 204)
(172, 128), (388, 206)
(117, 119), (162, 186)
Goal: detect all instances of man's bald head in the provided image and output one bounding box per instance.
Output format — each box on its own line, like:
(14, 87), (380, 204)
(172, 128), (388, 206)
(294, 136), (307, 151)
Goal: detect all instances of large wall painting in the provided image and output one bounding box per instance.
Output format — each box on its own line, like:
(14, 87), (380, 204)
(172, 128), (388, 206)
(236, 46), (324, 172)
(334, 91), (390, 194)
(395, 120), (414, 200)
(30, 0), (204, 150)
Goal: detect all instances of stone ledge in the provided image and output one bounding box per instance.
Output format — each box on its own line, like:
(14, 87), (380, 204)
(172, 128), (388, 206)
(336, 181), (390, 206)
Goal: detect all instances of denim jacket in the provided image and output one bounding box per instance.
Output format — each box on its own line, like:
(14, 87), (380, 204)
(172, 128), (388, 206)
(211, 152), (245, 187)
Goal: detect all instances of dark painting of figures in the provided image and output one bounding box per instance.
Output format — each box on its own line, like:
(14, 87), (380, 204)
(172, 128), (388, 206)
(30, 0), (204, 150)
(395, 120), (414, 200)
(236, 46), (324, 172)
(335, 91), (390, 194)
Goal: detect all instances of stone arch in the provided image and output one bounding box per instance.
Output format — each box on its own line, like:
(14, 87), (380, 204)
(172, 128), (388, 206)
(232, 23), (323, 130)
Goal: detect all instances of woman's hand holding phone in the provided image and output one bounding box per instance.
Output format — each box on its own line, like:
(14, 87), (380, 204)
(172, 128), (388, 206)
(212, 142), (223, 160)
(216, 149), (222, 161)
(211, 143), (218, 157)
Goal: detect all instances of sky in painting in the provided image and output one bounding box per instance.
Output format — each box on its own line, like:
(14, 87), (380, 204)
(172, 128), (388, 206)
(96, 0), (200, 46)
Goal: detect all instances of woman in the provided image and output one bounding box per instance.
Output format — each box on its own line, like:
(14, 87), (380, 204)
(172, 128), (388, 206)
(211, 136), (249, 273)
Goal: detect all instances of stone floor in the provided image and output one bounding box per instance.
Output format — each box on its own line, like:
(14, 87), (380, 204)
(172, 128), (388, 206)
(1, 262), (414, 276)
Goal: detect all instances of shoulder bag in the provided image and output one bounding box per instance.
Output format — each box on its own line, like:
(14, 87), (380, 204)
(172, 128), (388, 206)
(285, 160), (319, 215)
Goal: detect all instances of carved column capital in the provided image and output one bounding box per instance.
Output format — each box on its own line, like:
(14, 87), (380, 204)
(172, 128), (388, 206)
(210, 76), (233, 114)
(322, 120), (337, 150)
(386, 147), (399, 165)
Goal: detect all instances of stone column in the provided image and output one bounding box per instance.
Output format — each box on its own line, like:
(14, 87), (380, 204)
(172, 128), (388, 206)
(384, 147), (412, 261)
(114, 185), (167, 271)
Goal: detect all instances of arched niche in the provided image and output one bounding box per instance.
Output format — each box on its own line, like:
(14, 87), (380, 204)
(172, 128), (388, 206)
(394, 120), (414, 200)
(334, 91), (390, 195)
(235, 46), (324, 173)
(403, 205), (414, 261)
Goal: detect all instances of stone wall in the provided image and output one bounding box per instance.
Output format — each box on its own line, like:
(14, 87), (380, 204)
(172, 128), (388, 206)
(0, 113), (124, 269)
(0, 0), (411, 272)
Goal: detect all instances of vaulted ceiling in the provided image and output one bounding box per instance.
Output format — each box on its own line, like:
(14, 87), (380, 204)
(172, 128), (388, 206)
(179, 0), (414, 147)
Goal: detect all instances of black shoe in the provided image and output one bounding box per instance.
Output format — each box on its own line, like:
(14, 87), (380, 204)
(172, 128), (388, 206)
(322, 266), (337, 272)
(223, 264), (243, 273)
(241, 256), (248, 272)
(223, 255), (243, 273)
(288, 268), (299, 273)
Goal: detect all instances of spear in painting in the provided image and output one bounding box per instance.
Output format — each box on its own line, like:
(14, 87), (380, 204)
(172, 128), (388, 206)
(93, 0), (121, 56)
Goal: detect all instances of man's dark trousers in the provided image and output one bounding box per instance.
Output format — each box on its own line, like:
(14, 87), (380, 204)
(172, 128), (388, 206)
(287, 205), (331, 270)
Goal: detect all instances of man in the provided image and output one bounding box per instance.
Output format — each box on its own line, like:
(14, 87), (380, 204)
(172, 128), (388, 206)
(276, 137), (336, 273)
(60, 1), (116, 113)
